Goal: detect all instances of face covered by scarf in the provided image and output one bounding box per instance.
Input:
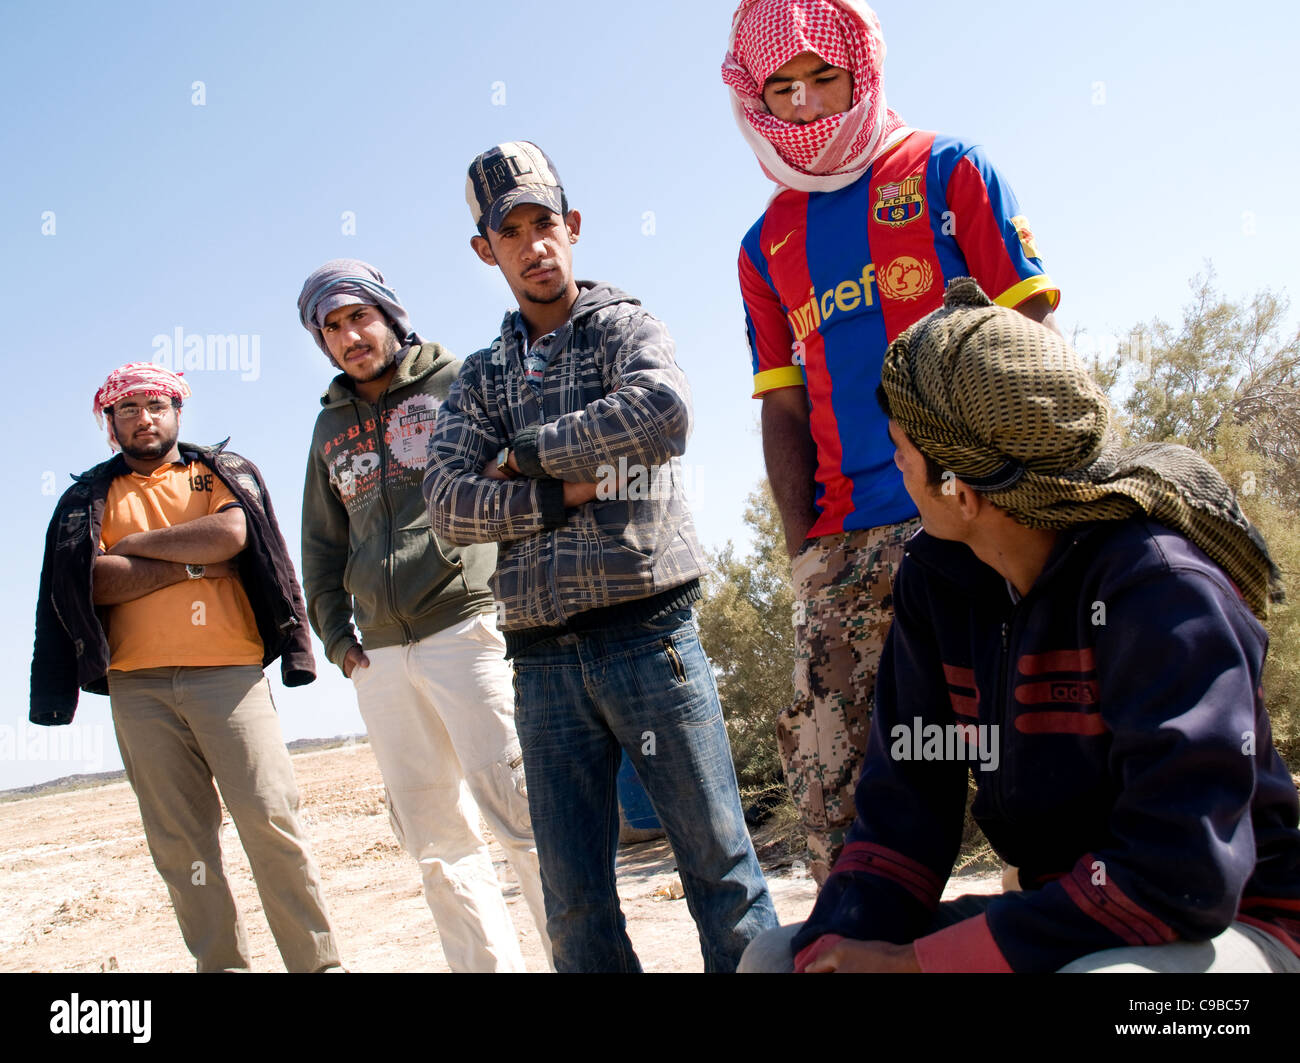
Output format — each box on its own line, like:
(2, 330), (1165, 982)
(296, 258), (424, 358)
(93, 362), (192, 452)
(721, 0), (909, 193)
(880, 278), (1284, 619)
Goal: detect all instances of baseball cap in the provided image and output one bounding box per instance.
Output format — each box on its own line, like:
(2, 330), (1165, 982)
(466, 141), (568, 234)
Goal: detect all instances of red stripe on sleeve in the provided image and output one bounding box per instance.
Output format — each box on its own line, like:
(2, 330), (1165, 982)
(946, 155), (1027, 305)
(833, 841), (945, 907)
(913, 913), (1014, 973)
(793, 934), (845, 973)
(1059, 856), (1178, 946)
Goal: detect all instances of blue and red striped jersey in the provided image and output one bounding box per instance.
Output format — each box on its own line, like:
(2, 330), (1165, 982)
(739, 130), (1059, 538)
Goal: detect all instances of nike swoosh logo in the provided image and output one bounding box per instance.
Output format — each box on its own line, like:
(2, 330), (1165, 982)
(769, 230), (797, 256)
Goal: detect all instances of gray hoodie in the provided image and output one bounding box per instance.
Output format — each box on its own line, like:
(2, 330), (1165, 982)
(302, 342), (496, 670)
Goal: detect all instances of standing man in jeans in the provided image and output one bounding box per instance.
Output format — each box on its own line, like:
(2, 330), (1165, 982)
(424, 142), (777, 972)
(298, 259), (550, 972)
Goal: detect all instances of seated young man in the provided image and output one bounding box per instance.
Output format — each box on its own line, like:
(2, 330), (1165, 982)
(741, 278), (1300, 973)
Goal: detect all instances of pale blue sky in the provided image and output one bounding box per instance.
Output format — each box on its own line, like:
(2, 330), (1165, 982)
(2, 0), (1296, 788)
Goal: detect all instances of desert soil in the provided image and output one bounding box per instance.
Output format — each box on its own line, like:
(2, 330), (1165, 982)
(0, 743), (1001, 973)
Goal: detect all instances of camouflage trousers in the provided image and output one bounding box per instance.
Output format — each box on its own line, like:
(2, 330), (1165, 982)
(780, 518), (921, 885)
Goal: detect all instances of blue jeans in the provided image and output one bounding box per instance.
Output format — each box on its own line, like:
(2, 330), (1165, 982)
(512, 607), (778, 972)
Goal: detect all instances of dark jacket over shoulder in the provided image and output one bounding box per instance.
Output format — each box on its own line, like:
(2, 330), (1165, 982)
(30, 441), (316, 725)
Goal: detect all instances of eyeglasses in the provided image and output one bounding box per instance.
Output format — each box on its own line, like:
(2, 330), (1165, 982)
(111, 400), (176, 421)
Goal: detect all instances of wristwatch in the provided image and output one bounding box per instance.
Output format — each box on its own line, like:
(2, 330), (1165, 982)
(495, 446), (512, 475)
(185, 564), (205, 580)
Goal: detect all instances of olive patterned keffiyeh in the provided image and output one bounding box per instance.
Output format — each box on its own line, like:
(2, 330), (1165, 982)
(880, 277), (1283, 618)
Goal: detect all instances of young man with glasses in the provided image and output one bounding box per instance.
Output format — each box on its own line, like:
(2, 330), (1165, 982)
(30, 362), (342, 972)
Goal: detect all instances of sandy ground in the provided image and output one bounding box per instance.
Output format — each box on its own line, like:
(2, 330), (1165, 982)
(0, 743), (1001, 973)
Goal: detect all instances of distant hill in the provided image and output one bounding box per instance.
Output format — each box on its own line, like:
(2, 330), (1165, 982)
(0, 734), (368, 804)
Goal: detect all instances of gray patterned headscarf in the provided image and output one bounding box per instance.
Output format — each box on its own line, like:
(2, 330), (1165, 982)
(296, 259), (423, 356)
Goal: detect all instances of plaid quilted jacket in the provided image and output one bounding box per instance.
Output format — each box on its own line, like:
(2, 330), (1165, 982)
(422, 281), (705, 631)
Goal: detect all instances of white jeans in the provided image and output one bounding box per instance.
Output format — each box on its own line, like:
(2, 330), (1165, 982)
(351, 613), (551, 971)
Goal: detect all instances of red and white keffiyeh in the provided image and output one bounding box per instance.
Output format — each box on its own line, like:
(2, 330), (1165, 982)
(722, 0), (909, 193)
(93, 362), (191, 450)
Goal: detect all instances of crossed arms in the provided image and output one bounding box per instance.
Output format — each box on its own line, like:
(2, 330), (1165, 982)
(425, 310), (691, 545)
(92, 507), (248, 605)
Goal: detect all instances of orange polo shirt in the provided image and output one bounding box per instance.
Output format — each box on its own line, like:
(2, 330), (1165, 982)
(98, 461), (264, 671)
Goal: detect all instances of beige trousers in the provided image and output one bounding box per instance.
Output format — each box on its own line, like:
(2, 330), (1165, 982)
(108, 665), (340, 972)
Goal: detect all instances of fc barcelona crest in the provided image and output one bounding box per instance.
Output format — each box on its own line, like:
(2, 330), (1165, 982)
(873, 175), (924, 227)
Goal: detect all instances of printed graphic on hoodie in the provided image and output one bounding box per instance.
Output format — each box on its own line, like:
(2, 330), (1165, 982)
(385, 394), (442, 471)
(323, 394), (442, 511)
(326, 420), (381, 509)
